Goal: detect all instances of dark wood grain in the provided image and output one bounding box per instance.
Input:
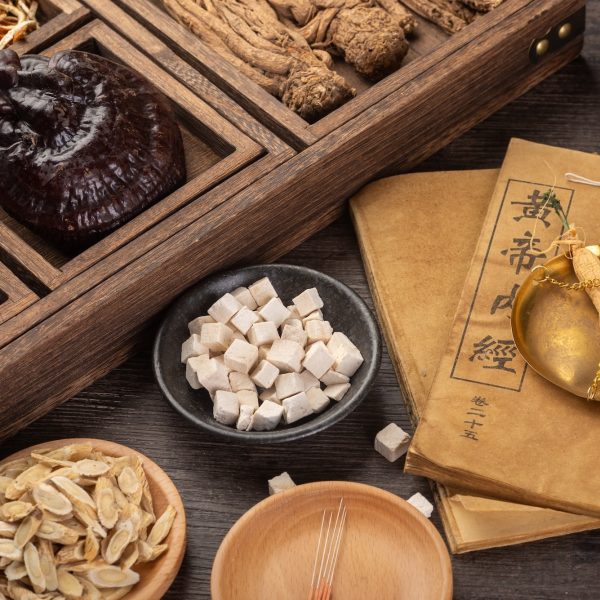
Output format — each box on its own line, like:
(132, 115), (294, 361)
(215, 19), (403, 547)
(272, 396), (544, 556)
(1, 3), (599, 599)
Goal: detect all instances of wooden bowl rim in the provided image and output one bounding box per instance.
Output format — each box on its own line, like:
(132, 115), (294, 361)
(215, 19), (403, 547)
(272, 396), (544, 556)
(211, 480), (452, 599)
(0, 437), (187, 600)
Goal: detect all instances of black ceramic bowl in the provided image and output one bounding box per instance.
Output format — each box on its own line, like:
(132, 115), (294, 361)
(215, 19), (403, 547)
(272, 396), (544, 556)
(153, 264), (382, 443)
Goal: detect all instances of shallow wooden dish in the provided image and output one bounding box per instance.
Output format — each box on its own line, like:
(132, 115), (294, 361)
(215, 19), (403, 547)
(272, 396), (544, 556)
(212, 481), (452, 600)
(0, 438), (186, 600)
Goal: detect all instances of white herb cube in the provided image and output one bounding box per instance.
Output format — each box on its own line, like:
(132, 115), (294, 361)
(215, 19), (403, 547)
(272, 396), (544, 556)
(267, 340), (305, 373)
(213, 355), (231, 373)
(293, 288), (324, 317)
(306, 387), (330, 413)
(283, 317), (303, 330)
(320, 370), (350, 386)
(274, 373), (304, 400)
(249, 277), (278, 307)
(259, 387), (279, 404)
(247, 321), (280, 347)
(251, 400), (284, 431)
(324, 383), (351, 402)
(327, 332), (357, 354)
(200, 322), (233, 353)
(407, 493), (433, 518)
(374, 423), (411, 462)
(305, 320), (333, 344)
(258, 345), (271, 361)
(258, 297), (290, 328)
(268, 472), (296, 495)
(236, 405), (254, 431)
(302, 310), (323, 324)
(229, 372), (256, 393)
(302, 341), (334, 379)
(213, 390), (239, 425)
(333, 347), (364, 377)
(224, 339), (259, 374)
(300, 370), (320, 391)
(208, 293), (243, 324)
(230, 306), (260, 335)
(185, 357), (203, 390)
(193, 356), (231, 394)
(188, 315), (215, 335)
(181, 334), (209, 363)
(251, 360), (280, 389)
(282, 392), (313, 424)
(281, 324), (308, 347)
(237, 390), (259, 410)
(232, 286), (258, 310)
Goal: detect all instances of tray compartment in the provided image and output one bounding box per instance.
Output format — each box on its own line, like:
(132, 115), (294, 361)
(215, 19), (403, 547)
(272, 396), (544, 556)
(0, 20), (264, 293)
(85, 0), (585, 148)
(10, 0), (91, 54)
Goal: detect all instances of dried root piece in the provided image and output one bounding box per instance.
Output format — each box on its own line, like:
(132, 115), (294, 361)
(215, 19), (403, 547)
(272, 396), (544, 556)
(32, 484), (72, 517)
(57, 568), (84, 599)
(0, 0), (38, 50)
(269, 0), (410, 79)
(4, 560), (27, 581)
(84, 566), (140, 589)
(36, 521), (80, 546)
(146, 506), (176, 548)
(0, 523), (17, 539)
(461, 0), (503, 11)
(163, 0), (355, 120)
(398, 0), (468, 34)
(51, 477), (95, 510)
(0, 503), (33, 523)
(73, 461), (110, 479)
(5, 465), (52, 501)
(0, 541), (21, 561)
(14, 512), (42, 549)
(94, 479), (119, 531)
(37, 540), (57, 593)
(22, 543), (44, 594)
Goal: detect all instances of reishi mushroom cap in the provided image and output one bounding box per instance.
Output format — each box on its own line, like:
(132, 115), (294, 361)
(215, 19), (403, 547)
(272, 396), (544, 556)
(0, 48), (186, 246)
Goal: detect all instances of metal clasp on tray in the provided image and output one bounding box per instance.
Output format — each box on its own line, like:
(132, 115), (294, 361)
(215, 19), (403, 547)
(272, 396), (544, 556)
(529, 5), (586, 64)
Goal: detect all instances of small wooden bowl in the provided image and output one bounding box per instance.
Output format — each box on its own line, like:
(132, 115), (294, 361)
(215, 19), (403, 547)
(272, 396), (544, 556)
(0, 438), (186, 600)
(212, 481), (452, 600)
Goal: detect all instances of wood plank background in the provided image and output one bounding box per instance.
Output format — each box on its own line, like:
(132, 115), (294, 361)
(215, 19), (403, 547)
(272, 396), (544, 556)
(2, 2), (599, 598)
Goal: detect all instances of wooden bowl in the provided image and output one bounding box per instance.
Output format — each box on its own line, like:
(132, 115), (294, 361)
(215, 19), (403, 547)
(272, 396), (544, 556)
(154, 264), (382, 443)
(212, 481), (452, 600)
(0, 438), (186, 600)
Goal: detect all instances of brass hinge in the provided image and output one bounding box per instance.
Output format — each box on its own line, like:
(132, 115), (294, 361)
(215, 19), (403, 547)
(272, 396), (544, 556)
(529, 5), (586, 64)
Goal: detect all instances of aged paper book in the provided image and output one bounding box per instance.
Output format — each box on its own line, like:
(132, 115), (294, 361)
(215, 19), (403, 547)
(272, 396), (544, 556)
(403, 140), (600, 518)
(350, 166), (599, 552)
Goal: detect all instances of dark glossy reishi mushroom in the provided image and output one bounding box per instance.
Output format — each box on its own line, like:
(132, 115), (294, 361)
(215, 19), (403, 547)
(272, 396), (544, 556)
(0, 49), (186, 246)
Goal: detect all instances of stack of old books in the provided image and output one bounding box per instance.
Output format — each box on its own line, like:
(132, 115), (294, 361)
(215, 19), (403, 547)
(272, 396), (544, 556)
(350, 139), (600, 553)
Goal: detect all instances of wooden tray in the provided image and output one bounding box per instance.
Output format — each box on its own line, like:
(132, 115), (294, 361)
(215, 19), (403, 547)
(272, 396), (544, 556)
(10, 0), (91, 54)
(0, 0), (586, 442)
(84, 0), (585, 148)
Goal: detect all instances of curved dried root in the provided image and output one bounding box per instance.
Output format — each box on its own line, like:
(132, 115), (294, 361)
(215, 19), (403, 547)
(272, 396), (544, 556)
(0, 0), (38, 50)
(163, 0), (355, 120)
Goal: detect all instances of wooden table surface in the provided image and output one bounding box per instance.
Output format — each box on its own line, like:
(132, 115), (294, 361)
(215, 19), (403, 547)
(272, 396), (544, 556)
(3, 4), (600, 598)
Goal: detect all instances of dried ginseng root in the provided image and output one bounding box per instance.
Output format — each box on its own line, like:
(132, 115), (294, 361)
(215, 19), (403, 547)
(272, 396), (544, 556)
(0, 0), (38, 50)
(0, 444), (177, 599)
(461, 0), (503, 11)
(163, 0), (355, 121)
(398, 0), (469, 34)
(268, 0), (410, 80)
